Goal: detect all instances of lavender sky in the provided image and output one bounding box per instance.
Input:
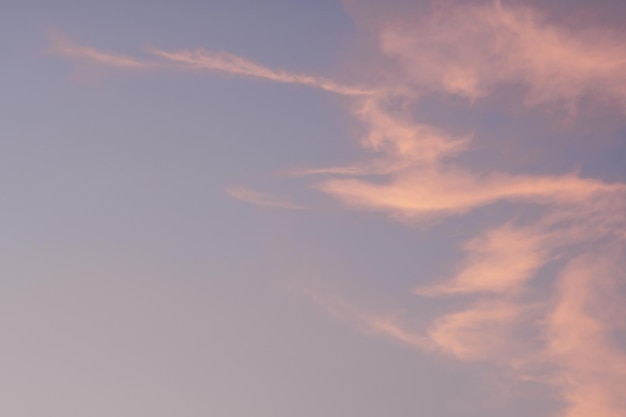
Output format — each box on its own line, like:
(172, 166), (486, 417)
(3, 1), (626, 416)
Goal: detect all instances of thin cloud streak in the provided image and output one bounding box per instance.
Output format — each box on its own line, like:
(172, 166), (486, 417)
(226, 186), (306, 210)
(306, 290), (433, 351)
(147, 47), (376, 96)
(363, 314), (432, 350)
(47, 30), (157, 69)
(48, 31), (375, 96)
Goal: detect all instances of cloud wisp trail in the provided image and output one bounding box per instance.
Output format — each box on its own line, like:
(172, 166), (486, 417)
(147, 47), (376, 96)
(226, 186), (306, 210)
(48, 31), (374, 96)
(47, 30), (158, 69)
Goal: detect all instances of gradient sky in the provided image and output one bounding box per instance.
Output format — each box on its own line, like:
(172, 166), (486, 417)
(3, 1), (626, 416)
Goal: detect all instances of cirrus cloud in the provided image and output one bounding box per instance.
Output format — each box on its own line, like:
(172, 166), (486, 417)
(49, 2), (626, 415)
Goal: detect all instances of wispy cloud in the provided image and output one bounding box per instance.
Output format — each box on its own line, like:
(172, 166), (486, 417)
(303, 2), (626, 416)
(545, 252), (626, 417)
(428, 300), (526, 361)
(414, 224), (549, 296)
(304, 289), (432, 351)
(379, 1), (626, 107)
(147, 47), (375, 96)
(363, 314), (431, 350)
(318, 168), (621, 219)
(47, 30), (373, 96)
(226, 186), (305, 210)
(354, 98), (471, 163)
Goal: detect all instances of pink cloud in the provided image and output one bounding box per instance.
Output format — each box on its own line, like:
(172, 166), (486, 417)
(428, 301), (525, 361)
(378, 1), (626, 107)
(354, 98), (470, 163)
(318, 168), (621, 218)
(414, 224), (548, 296)
(300, 3), (626, 416)
(544, 252), (626, 417)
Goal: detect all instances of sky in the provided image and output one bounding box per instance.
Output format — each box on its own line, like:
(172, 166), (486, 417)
(2, 0), (626, 416)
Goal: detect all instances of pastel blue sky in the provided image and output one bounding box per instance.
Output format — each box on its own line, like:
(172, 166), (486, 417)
(2, 1), (626, 416)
